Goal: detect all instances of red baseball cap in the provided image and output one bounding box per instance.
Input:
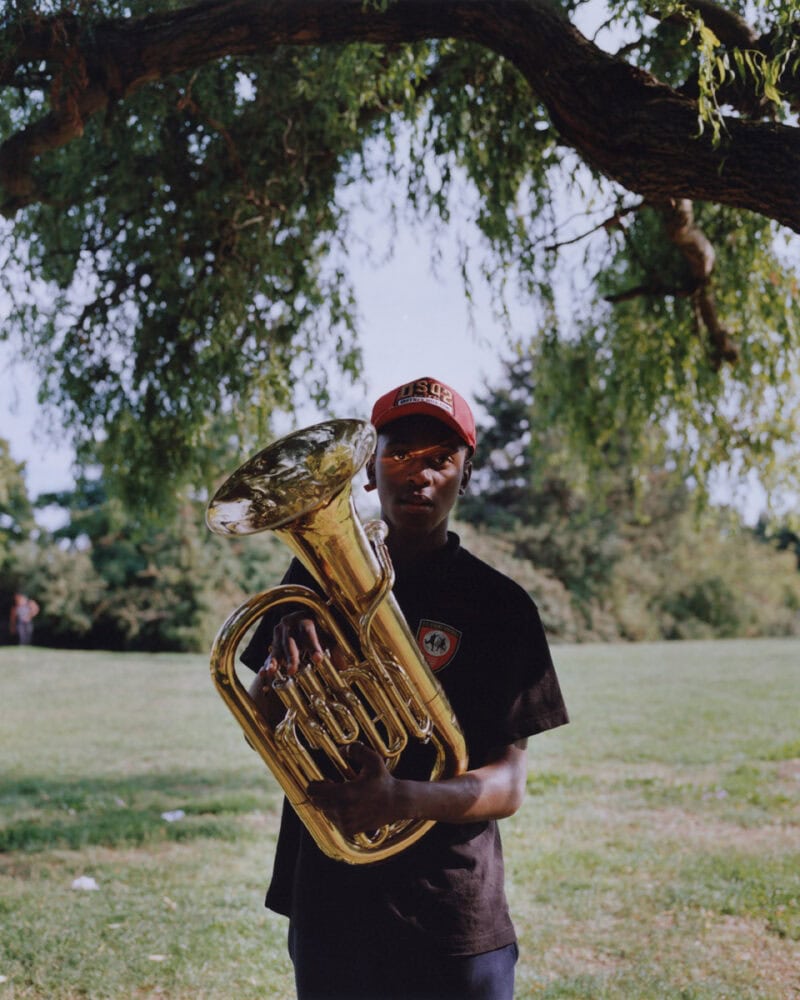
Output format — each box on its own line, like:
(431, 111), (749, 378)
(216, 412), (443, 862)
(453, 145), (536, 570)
(370, 376), (477, 451)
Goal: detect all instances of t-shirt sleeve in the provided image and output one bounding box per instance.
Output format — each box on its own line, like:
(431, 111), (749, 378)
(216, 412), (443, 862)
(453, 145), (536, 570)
(264, 797), (303, 917)
(473, 590), (569, 756)
(506, 600), (569, 739)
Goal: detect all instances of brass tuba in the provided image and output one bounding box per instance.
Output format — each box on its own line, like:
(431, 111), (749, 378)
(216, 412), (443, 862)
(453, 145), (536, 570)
(206, 419), (468, 865)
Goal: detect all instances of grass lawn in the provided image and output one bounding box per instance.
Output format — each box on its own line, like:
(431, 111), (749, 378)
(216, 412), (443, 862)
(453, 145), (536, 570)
(1, 638), (798, 998)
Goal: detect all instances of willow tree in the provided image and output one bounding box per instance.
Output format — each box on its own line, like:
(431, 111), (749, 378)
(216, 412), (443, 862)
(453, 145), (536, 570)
(1, 0), (798, 506)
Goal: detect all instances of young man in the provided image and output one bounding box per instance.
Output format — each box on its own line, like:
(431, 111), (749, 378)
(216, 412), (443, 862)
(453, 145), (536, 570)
(242, 376), (569, 1000)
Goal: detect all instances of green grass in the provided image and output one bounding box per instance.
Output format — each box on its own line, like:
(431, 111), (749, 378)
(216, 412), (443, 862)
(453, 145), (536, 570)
(1, 639), (799, 999)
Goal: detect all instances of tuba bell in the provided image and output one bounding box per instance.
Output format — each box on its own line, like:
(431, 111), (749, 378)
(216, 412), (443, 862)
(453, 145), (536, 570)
(206, 418), (468, 865)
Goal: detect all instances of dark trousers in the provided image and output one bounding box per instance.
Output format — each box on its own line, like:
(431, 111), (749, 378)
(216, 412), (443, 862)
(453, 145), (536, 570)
(289, 922), (518, 1000)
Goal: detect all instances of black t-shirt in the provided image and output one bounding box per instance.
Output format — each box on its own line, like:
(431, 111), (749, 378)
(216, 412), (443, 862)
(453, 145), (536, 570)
(241, 532), (569, 956)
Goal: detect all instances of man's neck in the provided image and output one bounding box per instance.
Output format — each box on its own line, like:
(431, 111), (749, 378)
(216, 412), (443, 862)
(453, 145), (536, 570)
(386, 526), (449, 571)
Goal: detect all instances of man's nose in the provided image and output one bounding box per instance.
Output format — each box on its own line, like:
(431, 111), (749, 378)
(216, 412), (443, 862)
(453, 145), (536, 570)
(407, 461), (434, 485)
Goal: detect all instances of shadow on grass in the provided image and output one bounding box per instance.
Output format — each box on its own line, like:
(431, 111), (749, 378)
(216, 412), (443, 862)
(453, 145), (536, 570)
(0, 770), (281, 853)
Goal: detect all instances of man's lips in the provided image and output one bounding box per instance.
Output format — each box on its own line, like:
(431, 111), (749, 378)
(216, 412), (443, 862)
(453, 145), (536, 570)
(399, 494), (434, 508)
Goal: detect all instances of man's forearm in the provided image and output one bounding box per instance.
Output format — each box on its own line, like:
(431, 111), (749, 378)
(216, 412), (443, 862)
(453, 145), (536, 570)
(307, 740), (530, 836)
(394, 741), (529, 824)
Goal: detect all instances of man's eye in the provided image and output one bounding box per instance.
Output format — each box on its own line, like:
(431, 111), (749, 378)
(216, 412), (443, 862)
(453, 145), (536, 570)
(390, 449), (409, 462)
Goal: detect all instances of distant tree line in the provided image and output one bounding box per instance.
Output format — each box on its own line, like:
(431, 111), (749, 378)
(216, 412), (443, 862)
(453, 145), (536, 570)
(456, 353), (800, 643)
(2, 370), (799, 650)
(0, 443), (285, 651)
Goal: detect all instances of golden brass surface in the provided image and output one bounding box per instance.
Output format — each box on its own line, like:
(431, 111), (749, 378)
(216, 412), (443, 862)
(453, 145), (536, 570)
(206, 419), (468, 864)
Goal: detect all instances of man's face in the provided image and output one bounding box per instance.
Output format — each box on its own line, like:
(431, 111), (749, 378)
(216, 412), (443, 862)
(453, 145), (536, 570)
(368, 416), (472, 543)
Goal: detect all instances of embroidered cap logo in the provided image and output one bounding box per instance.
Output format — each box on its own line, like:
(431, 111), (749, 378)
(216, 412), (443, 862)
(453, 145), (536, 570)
(395, 379), (455, 416)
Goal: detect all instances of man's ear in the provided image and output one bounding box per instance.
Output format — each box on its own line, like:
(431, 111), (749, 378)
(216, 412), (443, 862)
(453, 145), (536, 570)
(364, 455), (377, 492)
(458, 456), (473, 496)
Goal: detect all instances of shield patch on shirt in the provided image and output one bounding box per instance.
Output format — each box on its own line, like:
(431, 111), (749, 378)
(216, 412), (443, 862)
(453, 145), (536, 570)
(416, 620), (462, 672)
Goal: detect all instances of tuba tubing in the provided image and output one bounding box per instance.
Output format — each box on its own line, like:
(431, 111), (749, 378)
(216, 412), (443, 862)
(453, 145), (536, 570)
(207, 419), (468, 864)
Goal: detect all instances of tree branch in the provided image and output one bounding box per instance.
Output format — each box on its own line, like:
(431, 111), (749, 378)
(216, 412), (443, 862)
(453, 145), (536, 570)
(543, 201), (643, 251)
(658, 198), (738, 369)
(605, 198), (739, 370)
(1, 0), (798, 231)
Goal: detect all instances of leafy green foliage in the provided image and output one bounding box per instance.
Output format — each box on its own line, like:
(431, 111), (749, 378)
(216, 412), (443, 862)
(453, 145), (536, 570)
(0, 1), (799, 514)
(4, 37), (438, 504)
(459, 354), (800, 641)
(536, 205), (800, 504)
(406, 43), (557, 281)
(0, 438), (34, 557)
(1, 468), (287, 650)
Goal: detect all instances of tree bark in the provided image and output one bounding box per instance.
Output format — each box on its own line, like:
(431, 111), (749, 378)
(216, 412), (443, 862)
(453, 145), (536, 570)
(1, 0), (798, 231)
(659, 199), (738, 369)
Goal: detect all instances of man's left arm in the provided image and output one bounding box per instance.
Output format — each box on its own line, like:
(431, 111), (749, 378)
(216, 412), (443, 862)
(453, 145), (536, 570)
(307, 739), (529, 837)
